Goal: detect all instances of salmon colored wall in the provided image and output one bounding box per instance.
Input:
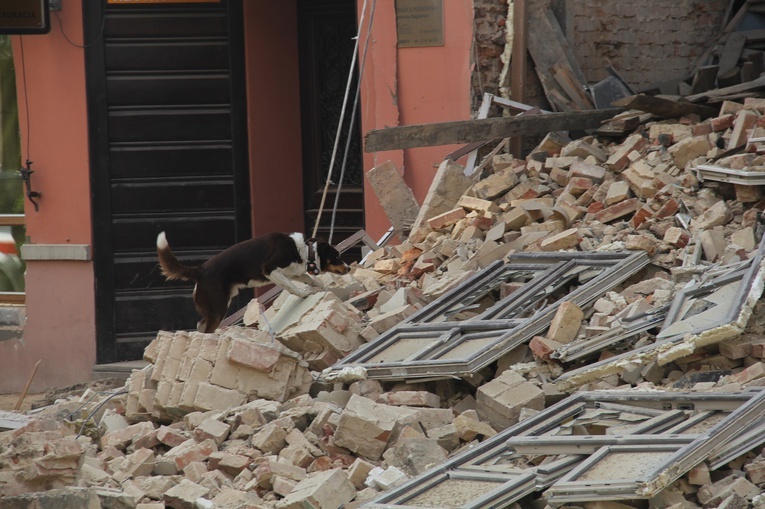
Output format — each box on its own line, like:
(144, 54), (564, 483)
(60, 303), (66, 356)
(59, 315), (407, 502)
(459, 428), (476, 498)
(359, 0), (474, 240)
(0, 0), (95, 393)
(243, 1), (305, 237)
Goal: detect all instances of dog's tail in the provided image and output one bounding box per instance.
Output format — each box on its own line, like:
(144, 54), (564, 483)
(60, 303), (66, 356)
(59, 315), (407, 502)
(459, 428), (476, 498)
(156, 231), (201, 281)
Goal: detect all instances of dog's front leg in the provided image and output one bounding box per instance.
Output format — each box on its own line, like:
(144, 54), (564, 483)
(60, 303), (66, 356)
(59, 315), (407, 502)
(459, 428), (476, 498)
(267, 269), (316, 298)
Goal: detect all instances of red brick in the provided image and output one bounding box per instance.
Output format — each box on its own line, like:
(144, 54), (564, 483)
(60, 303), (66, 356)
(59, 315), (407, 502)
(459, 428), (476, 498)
(593, 198), (642, 223)
(587, 201), (604, 214)
(427, 207), (467, 230)
(692, 122), (713, 136)
(654, 198), (680, 219)
(628, 206), (654, 228)
(710, 114), (735, 131)
(529, 336), (562, 361)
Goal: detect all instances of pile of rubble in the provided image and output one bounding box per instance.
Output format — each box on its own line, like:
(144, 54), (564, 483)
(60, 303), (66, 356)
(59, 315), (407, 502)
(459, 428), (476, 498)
(6, 98), (765, 508)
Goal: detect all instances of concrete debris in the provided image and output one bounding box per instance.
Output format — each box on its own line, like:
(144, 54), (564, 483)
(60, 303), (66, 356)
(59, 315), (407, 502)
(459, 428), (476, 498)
(13, 74), (765, 509)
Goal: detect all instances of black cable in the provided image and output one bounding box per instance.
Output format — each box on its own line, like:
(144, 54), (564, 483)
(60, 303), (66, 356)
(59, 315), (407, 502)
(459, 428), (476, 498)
(73, 390), (129, 439)
(54, 9), (106, 49)
(17, 36), (30, 159)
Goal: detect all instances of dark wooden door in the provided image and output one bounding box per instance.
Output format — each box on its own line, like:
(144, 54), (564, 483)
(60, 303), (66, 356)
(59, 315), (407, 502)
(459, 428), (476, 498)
(297, 0), (365, 259)
(84, 0), (250, 363)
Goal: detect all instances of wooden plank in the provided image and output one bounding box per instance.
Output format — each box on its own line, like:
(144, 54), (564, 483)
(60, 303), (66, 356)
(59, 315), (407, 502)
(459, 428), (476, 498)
(739, 28), (765, 42)
(552, 62), (595, 109)
(690, 65), (719, 94)
(510, 0), (527, 105)
(717, 66), (742, 88)
(718, 32), (747, 76)
(527, 6), (588, 112)
(364, 108), (623, 152)
(543, 8), (588, 85)
(686, 74), (765, 102)
(612, 94), (719, 119)
(722, 3), (748, 34)
(509, 0), (527, 157)
(594, 115), (643, 137)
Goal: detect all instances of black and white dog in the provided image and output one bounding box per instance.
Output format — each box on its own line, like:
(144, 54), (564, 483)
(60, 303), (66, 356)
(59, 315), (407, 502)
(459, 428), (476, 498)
(156, 231), (348, 333)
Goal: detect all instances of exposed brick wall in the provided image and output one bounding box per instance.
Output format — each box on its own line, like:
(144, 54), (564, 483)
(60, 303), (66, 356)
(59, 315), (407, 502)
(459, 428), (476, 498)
(472, 0), (509, 110)
(470, 0), (729, 111)
(562, 0), (728, 89)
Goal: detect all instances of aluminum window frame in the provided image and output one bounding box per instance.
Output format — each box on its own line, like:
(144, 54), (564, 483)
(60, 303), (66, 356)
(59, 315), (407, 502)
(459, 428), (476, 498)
(329, 251), (649, 381)
(363, 389), (765, 509)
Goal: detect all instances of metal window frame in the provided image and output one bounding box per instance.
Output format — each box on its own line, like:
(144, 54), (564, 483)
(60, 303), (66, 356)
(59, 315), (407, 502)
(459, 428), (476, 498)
(556, 235), (765, 390)
(363, 389), (765, 509)
(327, 251), (648, 381)
(545, 444), (686, 503)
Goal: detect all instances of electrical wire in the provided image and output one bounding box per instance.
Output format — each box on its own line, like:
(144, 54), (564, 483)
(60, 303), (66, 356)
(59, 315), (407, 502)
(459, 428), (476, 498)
(71, 389), (129, 439)
(311, 0), (371, 241)
(328, 0), (377, 244)
(17, 37), (30, 160)
(54, 9), (106, 49)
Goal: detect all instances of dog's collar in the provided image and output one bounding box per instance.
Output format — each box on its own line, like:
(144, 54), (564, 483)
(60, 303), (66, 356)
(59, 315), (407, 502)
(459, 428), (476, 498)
(306, 241), (320, 275)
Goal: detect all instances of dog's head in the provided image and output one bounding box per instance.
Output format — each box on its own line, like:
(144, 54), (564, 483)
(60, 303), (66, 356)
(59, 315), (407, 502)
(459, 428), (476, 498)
(313, 240), (349, 275)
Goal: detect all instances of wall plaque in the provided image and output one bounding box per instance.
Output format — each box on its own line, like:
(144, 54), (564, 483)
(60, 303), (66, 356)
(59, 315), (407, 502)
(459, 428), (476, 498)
(0, 0), (49, 35)
(395, 0), (444, 48)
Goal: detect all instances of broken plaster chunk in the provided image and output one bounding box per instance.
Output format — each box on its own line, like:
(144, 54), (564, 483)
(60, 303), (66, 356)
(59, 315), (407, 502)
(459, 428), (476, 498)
(500, 207), (531, 231)
(727, 109), (759, 150)
(699, 229), (726, 262)
(275, 468), (356, 509)
(382, 438), (448, 476)
(163, 479), (211, 509)
(409, 159), (471, 235)
(731, 226), (756, 251)
(332, 394), (397, 460)
(547, 302), (584, 344)
(691, 199), (733, 231)
(561, 139), (608, 162)
(728, 362), (765, 384)
(377, 390), (440, 408)
(667, 134), (712, 169)
(457, 195), (500, 213)
(540, 227), (581, 252)
(604, 180), (631, 206)
(471, 168), (519, 200)
(664, 227), (690, 248)
(453, 413), (496, 442)
(366, 160), (420, 236)
(365, 466), (409, 491)
(625, 234), (658, 255)
(476, 370), (544, 429)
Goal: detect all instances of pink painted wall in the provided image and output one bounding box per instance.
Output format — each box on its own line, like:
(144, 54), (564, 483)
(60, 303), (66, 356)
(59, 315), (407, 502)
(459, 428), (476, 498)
(359, 0), (474, 240)
(243, 1), (305, 237)
(0, 0), (96, 393)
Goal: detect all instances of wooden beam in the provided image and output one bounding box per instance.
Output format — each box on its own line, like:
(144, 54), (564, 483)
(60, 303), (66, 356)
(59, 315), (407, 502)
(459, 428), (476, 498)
(612, 94), (718, 119)
(510, 0), (527, 157)
(686, 75), (765, 103)
(364, 108), (623, 152)
(510, 0), (527, 105)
